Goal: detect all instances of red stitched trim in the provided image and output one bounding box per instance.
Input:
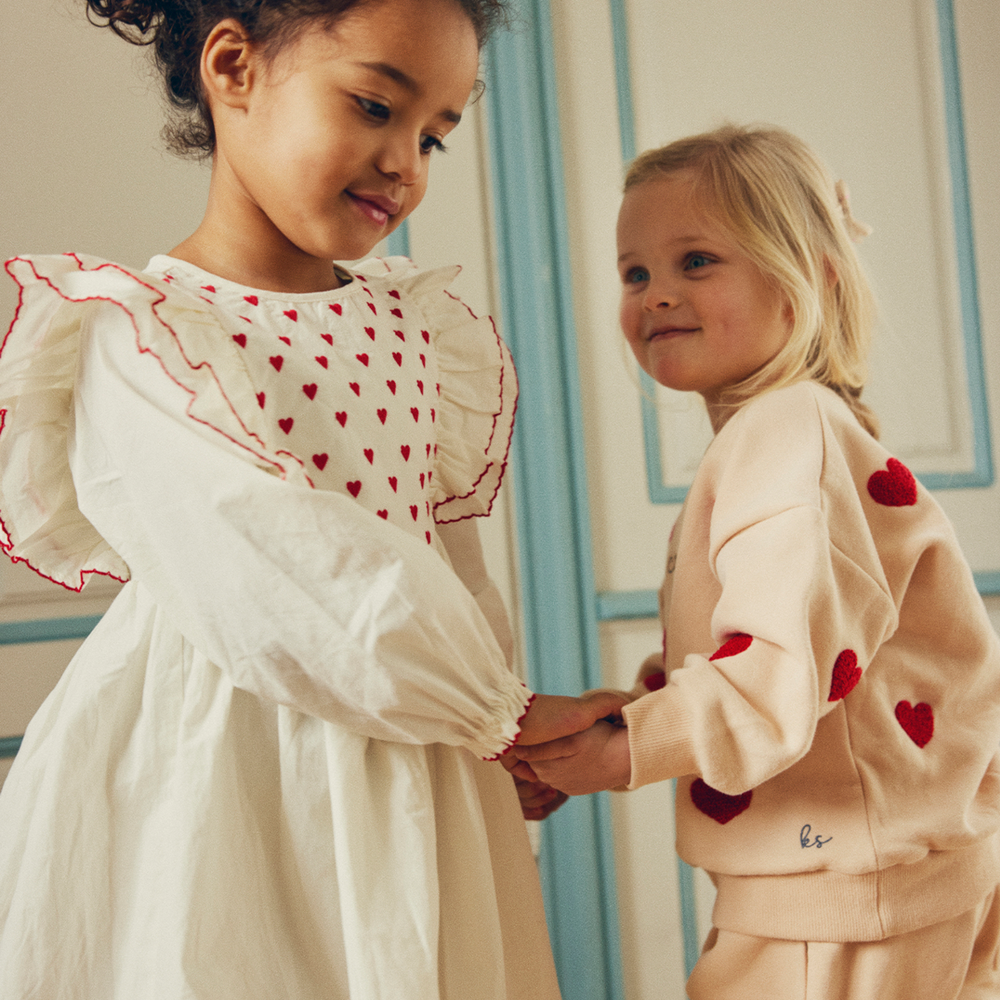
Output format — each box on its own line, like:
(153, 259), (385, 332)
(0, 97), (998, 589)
(433, 312), (517, 523)
(486, 691), (535, 760)
(0, 254), (324, 587)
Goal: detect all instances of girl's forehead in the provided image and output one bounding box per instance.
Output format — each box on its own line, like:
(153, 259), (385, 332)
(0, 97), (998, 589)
(618, 174), (730, 245)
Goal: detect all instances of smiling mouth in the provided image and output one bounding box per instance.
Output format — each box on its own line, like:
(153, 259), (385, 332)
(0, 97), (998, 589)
(346, 191), (401, 228)
(648, 327), (698, 342)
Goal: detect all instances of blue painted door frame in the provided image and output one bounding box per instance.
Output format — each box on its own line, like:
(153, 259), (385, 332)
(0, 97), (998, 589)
(483, 4), (624, 999)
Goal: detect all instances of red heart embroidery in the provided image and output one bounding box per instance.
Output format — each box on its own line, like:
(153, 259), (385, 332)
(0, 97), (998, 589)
(643, 671), (667, 692)
(868, 458), (917, 507)
(364, 448), (374, 464)
(365, 327), (376, 341)
(315, 356), (328, 368)
(356, 353), (369, 366)
(232, 334), (247, 348)
(690, 778), (753, 824)
(388, 476), (398, 492)
(426, 443), (432, 457)
(244, 295), (258, 306)
(425, 532), (432, 545)
(256, 392), (266, 409)
(393, 352), (403, 366)
(419, 354), (426, 368)
(201, 284), (216, 293)
(269, 356), (284, 371)
(313, 453), (328, 471)
(284, 309), (298, 322)
(430, 409), (436, 423)
(422, 330), (430, 344)
(416, 380), (424, 395)
(302, 384), (317, 400)
(394, 329), (405, 342)
(400, 445), (410, 461)
(419, 472), (425, 488)
(240, 316), (252, 323)
(330, 303), (342, 315)
(895, 701), (934, 747)
(279, 417), (294, 434)
(377, 509), (389, 519)
(336, 412), (347, 427)
(386, 380), (397, 395)
(349, 383), (360, 396)
(410, 504), (419, 520)
(410, 407), (420, 422)
(390, 308), (403, 318)
(709, 634), (753, 661)
(828, 650), (861, 701)
(377, 408), (387, 424)
(279, 336), (291, 346)
(367, 302), (377, 315)
(347, 481), (362, 498)
(322, 333), (333, 345)
(389, 289), (401, 299)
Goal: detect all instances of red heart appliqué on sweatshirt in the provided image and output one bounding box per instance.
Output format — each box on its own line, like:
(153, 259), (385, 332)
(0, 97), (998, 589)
(895, 700), (934, 747)
(867, 458), (917, 507)
(690, 778), (752, 824)
(828, 650), (861, 701)
(709, 634), (752, 661)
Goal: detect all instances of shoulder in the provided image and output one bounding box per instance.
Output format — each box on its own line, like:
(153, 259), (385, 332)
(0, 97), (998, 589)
(702, 383), (827, 496)
(348, 256), (464, 318)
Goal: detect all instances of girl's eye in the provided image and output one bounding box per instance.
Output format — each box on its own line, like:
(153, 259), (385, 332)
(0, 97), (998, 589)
(420, 135), (447, 155)
(356, 97), (390, 121)
(624, 267), (649, 285)
(685, 253), (712, 270)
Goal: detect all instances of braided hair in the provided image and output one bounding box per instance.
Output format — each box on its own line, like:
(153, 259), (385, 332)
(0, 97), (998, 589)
(86, 0), (510, 156)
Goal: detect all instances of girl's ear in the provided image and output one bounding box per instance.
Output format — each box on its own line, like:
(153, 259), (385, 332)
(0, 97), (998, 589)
(201, 19), (257, 111)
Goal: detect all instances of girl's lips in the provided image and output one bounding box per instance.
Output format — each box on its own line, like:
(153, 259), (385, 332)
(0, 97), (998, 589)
(648, 326), (698, 341)
(346, 191), (401, 228)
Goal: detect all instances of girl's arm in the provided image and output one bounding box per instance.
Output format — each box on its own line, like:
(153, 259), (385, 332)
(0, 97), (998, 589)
(70, 303), (570, 759)
(436, 518), (514, 669)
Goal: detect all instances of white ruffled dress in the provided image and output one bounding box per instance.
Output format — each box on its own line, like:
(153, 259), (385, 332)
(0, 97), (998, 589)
(0, 253), (560, 1000)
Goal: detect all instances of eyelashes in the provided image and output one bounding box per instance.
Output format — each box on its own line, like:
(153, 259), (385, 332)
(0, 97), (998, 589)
(356, 97), (448, 155)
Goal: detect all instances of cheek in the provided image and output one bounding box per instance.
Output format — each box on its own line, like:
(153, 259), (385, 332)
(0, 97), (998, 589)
(619, 296), (639, 340)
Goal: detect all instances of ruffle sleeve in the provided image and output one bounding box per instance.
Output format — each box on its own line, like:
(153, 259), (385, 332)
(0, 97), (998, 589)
(354, 257), (517, 523)
(0, 253), (319, 591)
(0, 254), (534, 755)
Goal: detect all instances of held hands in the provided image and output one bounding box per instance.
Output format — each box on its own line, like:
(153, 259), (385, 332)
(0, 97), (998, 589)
(514, 720), (632, 796)
(501, 691), (632, 811)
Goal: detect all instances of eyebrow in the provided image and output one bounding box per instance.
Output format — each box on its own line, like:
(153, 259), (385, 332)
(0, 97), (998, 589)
(355, 61), (463, 124)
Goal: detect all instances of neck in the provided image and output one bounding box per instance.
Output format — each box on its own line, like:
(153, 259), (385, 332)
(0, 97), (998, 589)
(169, 167), (346, 294)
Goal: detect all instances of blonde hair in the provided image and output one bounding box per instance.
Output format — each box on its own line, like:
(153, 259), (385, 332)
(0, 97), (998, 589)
(625, 123), (879, 437)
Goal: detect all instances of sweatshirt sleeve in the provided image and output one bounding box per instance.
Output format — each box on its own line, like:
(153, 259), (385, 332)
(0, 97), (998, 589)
(623, 385), (898, 792)
(70, 299), (531, 760)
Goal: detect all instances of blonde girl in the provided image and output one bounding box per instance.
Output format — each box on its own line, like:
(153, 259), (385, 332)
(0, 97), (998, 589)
(512, 124), (1000, 999)
(0, 1), (624, 995)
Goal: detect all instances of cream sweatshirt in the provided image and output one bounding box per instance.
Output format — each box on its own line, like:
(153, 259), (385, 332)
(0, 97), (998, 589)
(622, 381), (1000, 942)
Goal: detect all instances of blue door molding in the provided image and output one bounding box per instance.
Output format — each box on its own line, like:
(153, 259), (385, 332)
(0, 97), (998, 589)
(483, 4), (624, 998)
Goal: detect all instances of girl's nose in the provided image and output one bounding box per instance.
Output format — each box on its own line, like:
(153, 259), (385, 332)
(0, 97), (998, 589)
(643, 280), (678, 312)
(377, 134), (422, 186)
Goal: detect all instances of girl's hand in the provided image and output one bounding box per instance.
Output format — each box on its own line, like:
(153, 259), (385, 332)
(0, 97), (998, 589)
(512, 775), (569, 821)
(514, 720), (632, 796)
(515, 691), (628, 747)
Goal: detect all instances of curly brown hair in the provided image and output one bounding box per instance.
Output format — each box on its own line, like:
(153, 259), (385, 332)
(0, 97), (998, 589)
(86, 0), (511, 156)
